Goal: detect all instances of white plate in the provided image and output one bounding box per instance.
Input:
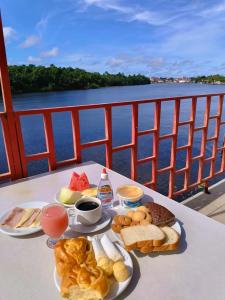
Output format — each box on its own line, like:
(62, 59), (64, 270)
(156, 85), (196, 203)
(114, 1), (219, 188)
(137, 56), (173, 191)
(0, 201), (49, 237)
(54, 242), (133, 300)
(111, 207), (182, 245)
(69, 210), (112, 234)
(55, 191), (81, 208)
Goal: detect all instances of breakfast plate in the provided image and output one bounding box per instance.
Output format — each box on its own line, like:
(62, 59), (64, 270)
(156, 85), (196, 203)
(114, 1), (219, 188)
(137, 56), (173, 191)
(69, 210), (112, 234)
(54, 242), (133, 300)
(0, 201), (49, 236)
(111, 207), (182, 245)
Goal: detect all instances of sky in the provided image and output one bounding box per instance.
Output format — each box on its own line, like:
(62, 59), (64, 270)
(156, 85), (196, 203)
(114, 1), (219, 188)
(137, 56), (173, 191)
(2, 0), (225, 77)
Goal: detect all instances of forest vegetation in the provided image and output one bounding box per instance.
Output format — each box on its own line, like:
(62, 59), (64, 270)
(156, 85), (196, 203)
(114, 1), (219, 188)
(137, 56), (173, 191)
(8, 64), (150, 94)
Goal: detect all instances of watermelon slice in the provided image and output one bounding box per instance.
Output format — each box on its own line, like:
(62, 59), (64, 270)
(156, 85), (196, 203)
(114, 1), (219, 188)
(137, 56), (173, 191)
(69, 172), (80, 191)
(68, 172), (90, 191)
(77, 172), (90, 191)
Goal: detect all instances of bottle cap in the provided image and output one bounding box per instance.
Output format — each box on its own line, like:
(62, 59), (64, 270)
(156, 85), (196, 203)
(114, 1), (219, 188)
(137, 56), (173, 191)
(101, 168), (108, 179)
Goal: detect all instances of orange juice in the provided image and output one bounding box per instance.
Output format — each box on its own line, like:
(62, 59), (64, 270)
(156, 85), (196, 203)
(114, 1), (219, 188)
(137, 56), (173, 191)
(41, 204), (68, 238)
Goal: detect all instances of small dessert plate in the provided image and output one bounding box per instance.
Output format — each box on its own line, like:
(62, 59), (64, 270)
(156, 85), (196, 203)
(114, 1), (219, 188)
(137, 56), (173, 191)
(69, 210), (112, 234)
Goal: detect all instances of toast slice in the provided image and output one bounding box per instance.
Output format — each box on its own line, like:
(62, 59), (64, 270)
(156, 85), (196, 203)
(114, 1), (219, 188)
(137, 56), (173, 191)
(120, 224), (165, 252)
(152, 226), (180, 252)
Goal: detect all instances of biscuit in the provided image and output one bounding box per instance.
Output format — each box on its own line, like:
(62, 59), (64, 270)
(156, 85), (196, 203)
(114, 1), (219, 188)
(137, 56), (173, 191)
(132, 211), (146, 222)
(111, 224), (122, 233)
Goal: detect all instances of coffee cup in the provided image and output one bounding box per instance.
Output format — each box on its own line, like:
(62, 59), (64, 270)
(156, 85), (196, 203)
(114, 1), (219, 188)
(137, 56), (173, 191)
(69, 197), (102, 225)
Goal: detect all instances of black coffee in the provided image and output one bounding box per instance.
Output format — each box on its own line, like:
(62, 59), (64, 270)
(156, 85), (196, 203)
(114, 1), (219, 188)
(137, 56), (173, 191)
(77, 201), (99, 211)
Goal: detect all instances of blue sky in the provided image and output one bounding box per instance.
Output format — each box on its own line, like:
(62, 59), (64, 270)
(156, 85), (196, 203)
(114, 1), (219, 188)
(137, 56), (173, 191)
(2, 0), (225, 76)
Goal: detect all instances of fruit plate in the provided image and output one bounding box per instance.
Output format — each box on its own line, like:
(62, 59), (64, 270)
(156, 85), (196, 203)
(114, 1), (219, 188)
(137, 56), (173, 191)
(55, 191), (81, 208)
(111, 207), (182, 245)
(54, 242), (133, 300)
(0, 201), (49, 237)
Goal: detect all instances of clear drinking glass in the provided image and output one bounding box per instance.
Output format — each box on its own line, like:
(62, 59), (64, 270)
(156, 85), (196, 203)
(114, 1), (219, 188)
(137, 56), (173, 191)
(40, 203), (68, 248)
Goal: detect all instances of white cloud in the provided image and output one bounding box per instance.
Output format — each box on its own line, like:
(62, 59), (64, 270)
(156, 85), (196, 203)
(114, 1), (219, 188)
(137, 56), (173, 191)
(3, 27), (16, 41)
(81, 0), (174, 26)
(41, 47), (59, 57)
(27, 56), (42, 63)
(106, 57), (125, 67)
(20, 35), (40, 48)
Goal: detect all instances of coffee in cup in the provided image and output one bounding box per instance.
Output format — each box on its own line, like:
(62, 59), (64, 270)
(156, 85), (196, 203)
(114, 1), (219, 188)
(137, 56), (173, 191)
(70, 197), (102, 225)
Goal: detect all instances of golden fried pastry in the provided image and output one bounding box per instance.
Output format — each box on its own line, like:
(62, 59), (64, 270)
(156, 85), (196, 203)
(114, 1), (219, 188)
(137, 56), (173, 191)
(126, 211), (134, 218)
(137, 206), (150, 214)
(132, 211), (146, 222)
(111, 223), (122, 233)
(113, 215), (132, 226)
(130, 221), (140, 226)
(113, 261), (130, 282)
(145, 213), (152, 223)
(140, 219), (151, 225)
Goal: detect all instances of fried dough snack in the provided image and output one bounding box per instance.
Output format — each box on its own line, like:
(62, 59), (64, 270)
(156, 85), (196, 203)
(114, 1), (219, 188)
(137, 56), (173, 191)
(54, 237), (110, 300)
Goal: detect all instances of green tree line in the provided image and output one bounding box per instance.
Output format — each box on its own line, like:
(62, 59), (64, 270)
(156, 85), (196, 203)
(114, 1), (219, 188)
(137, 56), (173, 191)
(191, 74), (225, 83)
(8, 64), (150, 94)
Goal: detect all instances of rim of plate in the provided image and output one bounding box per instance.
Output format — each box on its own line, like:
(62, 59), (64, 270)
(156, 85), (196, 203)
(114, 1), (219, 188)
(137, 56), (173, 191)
(0, 201), (49, 236)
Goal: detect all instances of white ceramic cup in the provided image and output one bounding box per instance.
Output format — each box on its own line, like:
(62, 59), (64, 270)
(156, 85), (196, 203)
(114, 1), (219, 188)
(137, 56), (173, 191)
(69, 197), (102, 226)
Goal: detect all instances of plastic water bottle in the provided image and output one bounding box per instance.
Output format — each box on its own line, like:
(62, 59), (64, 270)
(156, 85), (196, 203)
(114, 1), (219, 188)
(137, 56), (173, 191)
(97, 168), (113, 208)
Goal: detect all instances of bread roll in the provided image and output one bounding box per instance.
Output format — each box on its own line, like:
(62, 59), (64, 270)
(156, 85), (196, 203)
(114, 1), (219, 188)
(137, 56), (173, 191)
(132, 211), (146, 222)
(113, 261), (129, 282)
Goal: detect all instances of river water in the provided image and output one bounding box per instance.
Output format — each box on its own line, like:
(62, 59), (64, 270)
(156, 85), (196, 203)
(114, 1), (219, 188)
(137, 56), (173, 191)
(1, 83), (225, 200)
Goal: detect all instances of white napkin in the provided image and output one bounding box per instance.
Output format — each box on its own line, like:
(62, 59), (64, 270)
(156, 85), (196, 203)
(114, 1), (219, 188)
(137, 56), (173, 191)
(101, 234), (123, 262)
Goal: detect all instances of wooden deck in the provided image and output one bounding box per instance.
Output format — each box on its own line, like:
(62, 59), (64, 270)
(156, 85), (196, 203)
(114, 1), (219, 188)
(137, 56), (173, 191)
(183, 179), (225, 225)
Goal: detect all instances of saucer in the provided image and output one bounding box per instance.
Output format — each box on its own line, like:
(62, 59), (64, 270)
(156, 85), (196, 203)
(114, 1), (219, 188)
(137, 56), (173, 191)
(69, 210), (111, 234)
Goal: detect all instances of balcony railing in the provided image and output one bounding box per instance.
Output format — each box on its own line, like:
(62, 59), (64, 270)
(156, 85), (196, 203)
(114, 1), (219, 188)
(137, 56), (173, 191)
(1, 15), (225, 199)
(1, 93), (225, 199)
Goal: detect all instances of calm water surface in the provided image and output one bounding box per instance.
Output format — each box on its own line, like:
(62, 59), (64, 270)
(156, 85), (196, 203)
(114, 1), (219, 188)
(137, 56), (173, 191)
(1, 83), (225, 200)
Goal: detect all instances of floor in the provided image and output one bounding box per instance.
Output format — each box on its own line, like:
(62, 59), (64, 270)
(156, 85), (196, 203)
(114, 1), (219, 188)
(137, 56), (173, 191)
(182, 179), (225, 225)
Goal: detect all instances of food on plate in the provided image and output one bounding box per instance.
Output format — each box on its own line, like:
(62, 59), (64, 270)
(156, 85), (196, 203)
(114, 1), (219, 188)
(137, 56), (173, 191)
(97, 257), (114, 277)
(116, 185), (143, 208)
(92, 238), (114, 276)
(111, 207), (152, 233)
(54, 237), (109, 299)
(113, 260), (130, 282)
(81, 187), (98, 197)
(132, 211), (146, 222)
(69, 172), (90, 192)
(59, 187), (82, 205)
(1, 207), (41, 228)
(120, 224), (166, 252)
(152, 226), (180, 252)
(145, 202), (175, 226)
(101, 234), (123, 262)
(113, 215), (132, 226)
(54, 236), (131, 299)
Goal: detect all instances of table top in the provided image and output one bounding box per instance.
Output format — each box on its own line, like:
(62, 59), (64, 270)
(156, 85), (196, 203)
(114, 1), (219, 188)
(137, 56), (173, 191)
(1, 161), (225, 300)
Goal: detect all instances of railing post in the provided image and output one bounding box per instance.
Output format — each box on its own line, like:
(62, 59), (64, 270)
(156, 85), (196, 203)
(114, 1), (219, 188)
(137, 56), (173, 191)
(71, 109), (81, 163)
(131, 104), (138, 180)
(105, 106), (112, 169)
(168, 99), (180, 198)
(152, 101), (161, 190)
(0, 13), (23, 179)
(43, 112), (56, 170)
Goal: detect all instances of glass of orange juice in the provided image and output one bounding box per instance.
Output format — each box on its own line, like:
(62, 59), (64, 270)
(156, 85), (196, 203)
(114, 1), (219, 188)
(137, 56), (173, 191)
(40, 203), (68, 248)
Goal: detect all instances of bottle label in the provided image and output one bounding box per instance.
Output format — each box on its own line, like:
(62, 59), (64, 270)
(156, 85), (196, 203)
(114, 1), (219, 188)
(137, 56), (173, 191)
(98, 185), (113, 204)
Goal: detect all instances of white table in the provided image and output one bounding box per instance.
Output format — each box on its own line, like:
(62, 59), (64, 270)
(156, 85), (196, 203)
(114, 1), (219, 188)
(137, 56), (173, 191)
(1, 161), (225, 300)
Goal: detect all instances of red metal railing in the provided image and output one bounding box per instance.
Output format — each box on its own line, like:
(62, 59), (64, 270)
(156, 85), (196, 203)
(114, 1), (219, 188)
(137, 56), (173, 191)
(1, 14), (225, 198)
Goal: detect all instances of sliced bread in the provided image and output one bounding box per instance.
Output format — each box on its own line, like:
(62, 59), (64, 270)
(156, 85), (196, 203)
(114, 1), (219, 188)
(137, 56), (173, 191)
(120, 224), (165, 251)
(152, 226), (180, 252)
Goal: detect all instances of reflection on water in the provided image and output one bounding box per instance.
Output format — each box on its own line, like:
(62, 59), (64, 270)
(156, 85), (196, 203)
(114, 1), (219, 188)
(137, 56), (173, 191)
(1, 83), (225, 201)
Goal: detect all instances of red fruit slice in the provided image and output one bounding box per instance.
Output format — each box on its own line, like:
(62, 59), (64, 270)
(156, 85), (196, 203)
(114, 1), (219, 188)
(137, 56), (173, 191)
(69, 172), (80, 191)
(76, 172), (90, 191)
